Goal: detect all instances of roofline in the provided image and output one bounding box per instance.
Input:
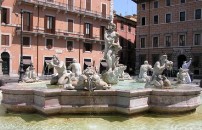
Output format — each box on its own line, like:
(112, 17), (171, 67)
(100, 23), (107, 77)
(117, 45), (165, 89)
(114, 14), (137, 26)
(132, 0), (138, 3)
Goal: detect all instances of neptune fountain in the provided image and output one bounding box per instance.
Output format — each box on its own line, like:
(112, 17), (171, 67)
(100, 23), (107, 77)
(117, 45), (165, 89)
(1, 23), (201, 115)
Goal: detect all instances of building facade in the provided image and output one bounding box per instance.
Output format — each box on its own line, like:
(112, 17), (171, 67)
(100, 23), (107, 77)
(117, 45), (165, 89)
(113, 14), (136, 74)
(0, 0), (111, 76)
(134, 0), (202, 77)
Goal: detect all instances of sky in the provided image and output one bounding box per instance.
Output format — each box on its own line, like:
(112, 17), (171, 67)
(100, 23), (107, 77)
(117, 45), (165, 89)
(114, 0), (137, 16)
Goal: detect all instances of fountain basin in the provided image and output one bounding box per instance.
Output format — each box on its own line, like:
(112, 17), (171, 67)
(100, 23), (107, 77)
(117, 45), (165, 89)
(1, 83), (201, 115)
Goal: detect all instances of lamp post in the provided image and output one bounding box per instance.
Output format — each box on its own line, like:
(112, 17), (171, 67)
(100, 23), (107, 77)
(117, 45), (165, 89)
(18, 9), (24, 82)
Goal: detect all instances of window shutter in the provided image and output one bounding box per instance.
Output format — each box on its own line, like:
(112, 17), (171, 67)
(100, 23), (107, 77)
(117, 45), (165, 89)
(5, 35), (9, 46)
(84, 23), (86, 37)
(44, 16), (47, 32)
(30, 13), (33, 31)
(68, 0), (73, 10)
(102, 4), (106, 18)
(68, 19), (73, 32)
(6, 8), (10, 24)
(90, 24), (93, 38)
(23, 13), (28, 30)
(1, 35), (5, 45)
(86, 0), (91, 11)
(52, 17), (55, 34)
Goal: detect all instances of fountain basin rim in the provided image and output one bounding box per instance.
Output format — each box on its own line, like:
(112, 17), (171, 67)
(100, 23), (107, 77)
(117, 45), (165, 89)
(1, 84), (201, 115)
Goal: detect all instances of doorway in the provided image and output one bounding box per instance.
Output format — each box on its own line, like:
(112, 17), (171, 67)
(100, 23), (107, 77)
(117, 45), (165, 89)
(43, 57), (54, 75)
(178, 55), (187, 68)
(1, 52), (10, 75)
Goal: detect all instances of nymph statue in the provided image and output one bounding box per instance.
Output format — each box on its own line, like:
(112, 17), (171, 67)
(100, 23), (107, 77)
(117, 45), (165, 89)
(177, 58), (192, 84)
(68, 59), (81, 77)
(46, 55), (71, 85)
(177, 68), (190, 84)
(145, 55), (173, 89)
(23, 63), (40, 83)
(137, 61), (153, 83)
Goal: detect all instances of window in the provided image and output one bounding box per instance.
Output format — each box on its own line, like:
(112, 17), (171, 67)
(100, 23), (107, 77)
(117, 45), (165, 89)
(152, 54), (159, 66)
(23, 36), (31, 47)
(121, 22), (124, 30)
(142, 3), (145, 10)
(84, 23), (93, 38)
(84, 43), (92, 52)
(120, 37), (124, 48)
(165, 35), (171, 47)
(141, 17), (146, 25)
(84, 59), (92, 70)
(68, 0), (74, 10)
(66, 58), (73, 70)
(1, 35), (9, 46)
(22, 56), (32, 72)
(68, 19), (73, 32)
(194, 34), (201, 45)
(1, 7), (10, 24)
(195, 9), (201, 19)
(154, 1), (159, 8)
(153, 37), (158, 47)
(44, 57), (54, 75)
(154, 15), (158, 24)
(166, 0), (171, 6)
(166, 13), (171, 23)
(102, 4), (107, 18)
(180, 0), (185, 3)
(100, 26), (105, 40)
(23, 11), (33, 31)
(101, 43), (105, 52)
(86, 0), (91, 11)
(139, 54), (146, 66)
(67, 41), (73, 51)
(140, 38), (145, 48)
(128, 24), (131, 32)
(179, 34), (185, 46)
(45, 16), (55, 34)
(192, 56), (200, 68)
(46, 38), (53, 49)
(180, 11), (185, 21)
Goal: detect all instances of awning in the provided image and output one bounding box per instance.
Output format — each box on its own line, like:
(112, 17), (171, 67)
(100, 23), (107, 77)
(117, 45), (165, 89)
(23, 59), (32, 65)
(84, 61), (92, 66)
(100, 61), (108, 67)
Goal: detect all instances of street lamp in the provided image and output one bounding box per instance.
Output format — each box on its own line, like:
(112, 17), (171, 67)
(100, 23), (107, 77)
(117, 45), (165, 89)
(18, 9), (24, 82)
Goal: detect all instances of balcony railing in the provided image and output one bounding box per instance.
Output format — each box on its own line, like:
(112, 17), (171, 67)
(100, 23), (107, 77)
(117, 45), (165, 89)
(19, 0), (111, 20)
(16, 26), (104, 42)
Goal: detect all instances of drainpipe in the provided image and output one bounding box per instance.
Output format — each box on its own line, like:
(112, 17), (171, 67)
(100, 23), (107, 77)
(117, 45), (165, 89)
(36, 5), (39, 76)
(148, 0), (151, 62)
(79, 0), (81, 63)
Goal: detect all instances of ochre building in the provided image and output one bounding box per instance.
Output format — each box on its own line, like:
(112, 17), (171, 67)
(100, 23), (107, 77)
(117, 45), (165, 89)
(0, 0), (112, 76)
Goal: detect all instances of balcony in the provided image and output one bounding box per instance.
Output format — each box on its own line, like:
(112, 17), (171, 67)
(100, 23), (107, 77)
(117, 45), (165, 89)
(18, 0), (111, 21)
(16, 26), (104, 42)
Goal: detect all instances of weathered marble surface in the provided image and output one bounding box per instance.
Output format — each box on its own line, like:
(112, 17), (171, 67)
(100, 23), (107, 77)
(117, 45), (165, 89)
(137, 61), (153, 83)
(102, 23), (127, 84)
(145, 55), (173, 89)
(1, 83), (201, 115)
